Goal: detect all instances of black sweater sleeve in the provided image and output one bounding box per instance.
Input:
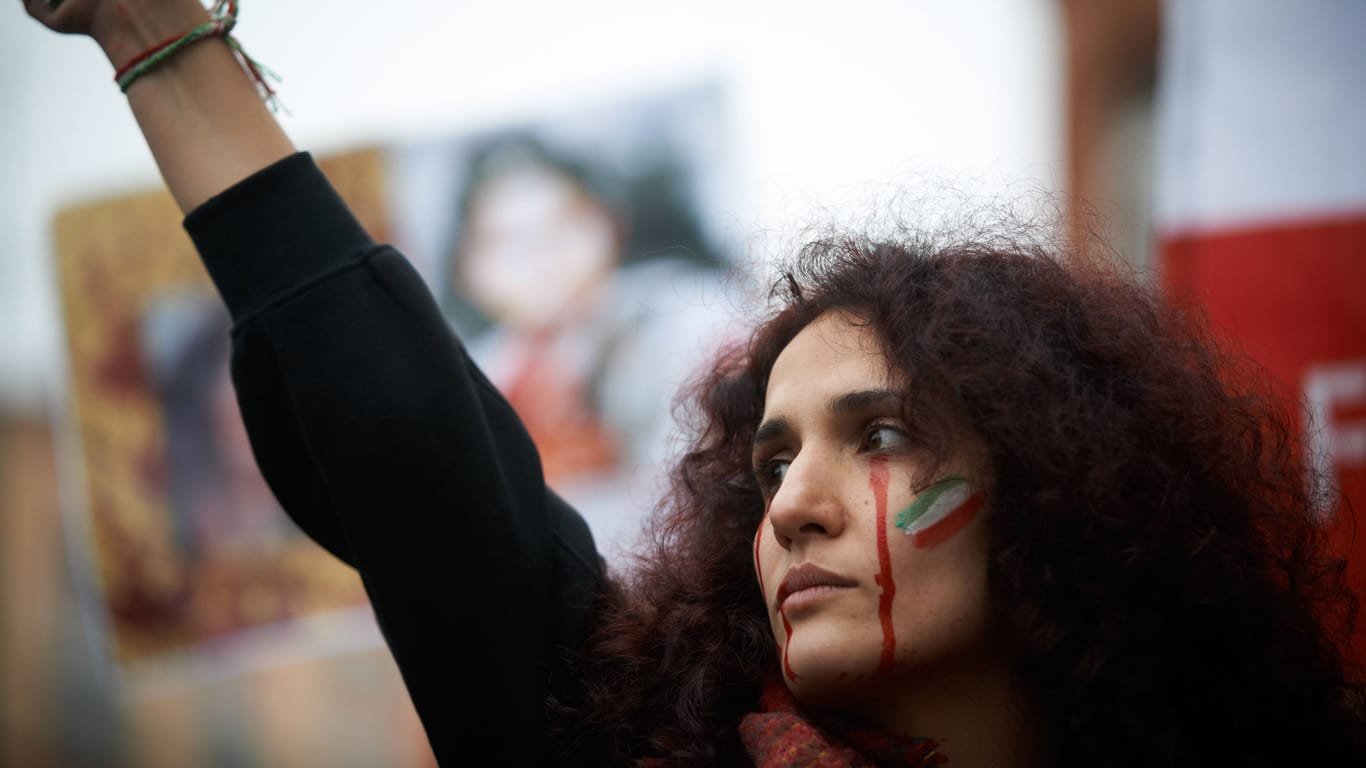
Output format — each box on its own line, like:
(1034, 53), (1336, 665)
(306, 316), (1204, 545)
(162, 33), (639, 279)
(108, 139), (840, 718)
(184, 153), (605, 766)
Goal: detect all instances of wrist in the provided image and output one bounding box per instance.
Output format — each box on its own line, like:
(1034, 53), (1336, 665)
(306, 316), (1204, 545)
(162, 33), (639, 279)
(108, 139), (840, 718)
(92, 0), (213, 72)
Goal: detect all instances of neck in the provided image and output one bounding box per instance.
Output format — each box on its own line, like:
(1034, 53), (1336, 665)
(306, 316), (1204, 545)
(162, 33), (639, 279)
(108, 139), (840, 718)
(854, 653), (1040, 768)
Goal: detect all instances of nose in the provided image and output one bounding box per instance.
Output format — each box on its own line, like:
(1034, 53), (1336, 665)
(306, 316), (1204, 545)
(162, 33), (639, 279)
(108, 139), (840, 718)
(765, 450), (847, 550)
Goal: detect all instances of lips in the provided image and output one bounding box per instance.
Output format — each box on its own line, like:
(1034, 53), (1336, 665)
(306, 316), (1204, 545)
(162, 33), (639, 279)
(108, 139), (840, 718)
(776, 564), (858, 609)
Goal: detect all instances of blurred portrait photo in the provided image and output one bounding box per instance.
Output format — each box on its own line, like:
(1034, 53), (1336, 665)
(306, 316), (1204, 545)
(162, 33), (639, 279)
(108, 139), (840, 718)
(388, 83), (741, 553)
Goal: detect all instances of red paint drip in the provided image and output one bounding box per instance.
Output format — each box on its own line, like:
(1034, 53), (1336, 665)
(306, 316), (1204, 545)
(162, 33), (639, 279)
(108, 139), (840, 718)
(911, 492), (984, 549)
(869, 458), (897, 675)
(781, 609), (799, 680)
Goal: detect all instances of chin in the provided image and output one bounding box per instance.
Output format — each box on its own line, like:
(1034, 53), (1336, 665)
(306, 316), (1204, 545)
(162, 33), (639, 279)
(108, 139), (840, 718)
(779, 625), (885, 695)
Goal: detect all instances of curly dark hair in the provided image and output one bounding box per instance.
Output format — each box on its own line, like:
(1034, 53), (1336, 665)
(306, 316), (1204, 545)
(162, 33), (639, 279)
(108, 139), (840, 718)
(556, 226), (1366, 766)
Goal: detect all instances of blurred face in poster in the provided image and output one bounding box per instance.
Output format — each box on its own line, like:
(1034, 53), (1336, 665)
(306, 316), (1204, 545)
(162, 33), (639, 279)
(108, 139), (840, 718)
(457, 161), (620, 332)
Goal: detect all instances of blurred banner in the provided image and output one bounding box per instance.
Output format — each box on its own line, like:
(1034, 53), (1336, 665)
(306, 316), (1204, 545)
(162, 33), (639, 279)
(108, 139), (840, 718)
(1154, 0), (1366, 658)
(44, 81), (734, 766)
(54, 151), (386, 671)
(51, 149), (433, 767)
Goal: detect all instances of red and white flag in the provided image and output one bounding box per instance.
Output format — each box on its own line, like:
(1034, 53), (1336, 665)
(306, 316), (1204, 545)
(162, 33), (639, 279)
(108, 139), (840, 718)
(1155, 0), (1366, 658)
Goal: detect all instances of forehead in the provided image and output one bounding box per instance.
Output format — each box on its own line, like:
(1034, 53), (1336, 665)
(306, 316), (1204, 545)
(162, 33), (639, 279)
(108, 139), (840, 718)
(763, 312), (896, 416)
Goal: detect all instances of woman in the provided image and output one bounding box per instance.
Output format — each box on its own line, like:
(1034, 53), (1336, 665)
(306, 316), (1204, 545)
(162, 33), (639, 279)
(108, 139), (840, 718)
(566, 239), (1366, 765)
(25, 2), (1366, 766)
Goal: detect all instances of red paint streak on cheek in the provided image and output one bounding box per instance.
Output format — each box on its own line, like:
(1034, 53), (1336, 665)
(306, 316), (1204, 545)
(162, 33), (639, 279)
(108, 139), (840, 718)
(869, 458), (897, 676)
(911, 493), (984, 549)
(781, 608), (799, 681)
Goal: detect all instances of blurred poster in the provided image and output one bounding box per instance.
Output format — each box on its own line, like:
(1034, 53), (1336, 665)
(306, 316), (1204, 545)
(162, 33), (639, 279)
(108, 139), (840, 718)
(53, 150), (388, 670)
(1154, 0), (1366, 658)
(388, 82), (741, 554)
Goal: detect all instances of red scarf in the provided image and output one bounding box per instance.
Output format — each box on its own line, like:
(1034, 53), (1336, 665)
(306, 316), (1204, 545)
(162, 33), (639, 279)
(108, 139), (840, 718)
(738, 675), (948, 767)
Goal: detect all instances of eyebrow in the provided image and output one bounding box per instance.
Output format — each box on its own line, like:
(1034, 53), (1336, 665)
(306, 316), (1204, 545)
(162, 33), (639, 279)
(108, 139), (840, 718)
(751, 388), (902, 452)
(829, 388), (901, 416)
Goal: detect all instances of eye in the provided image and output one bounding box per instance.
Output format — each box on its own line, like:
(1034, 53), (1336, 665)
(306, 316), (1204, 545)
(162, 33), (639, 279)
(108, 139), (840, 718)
(754, 456), (791, 493)
(862, 423), (909, 454)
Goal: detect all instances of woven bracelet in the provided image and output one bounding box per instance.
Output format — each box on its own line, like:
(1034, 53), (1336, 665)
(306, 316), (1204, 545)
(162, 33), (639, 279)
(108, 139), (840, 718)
(113, 0), (281, 110)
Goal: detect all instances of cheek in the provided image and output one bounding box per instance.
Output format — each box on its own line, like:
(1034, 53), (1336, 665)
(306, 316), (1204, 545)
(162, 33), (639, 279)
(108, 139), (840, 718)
(892, 480), (983, 549)
(886, 487), (987, 581)
(754, 525), (781, 604)
(887, 513), (993, 648)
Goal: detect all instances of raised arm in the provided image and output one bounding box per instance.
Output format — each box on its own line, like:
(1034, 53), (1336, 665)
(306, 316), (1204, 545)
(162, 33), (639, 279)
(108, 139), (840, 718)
(25, 3), (605, 763)
(26, 0), (294, 212)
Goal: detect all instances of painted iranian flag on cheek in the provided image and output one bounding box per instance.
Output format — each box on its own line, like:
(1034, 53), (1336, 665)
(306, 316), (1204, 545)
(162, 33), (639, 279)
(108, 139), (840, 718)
(894, 477), (984, 549)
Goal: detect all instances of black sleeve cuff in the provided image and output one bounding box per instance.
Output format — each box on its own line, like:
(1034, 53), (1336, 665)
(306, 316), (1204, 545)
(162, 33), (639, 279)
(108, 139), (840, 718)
(183, 152), (377, 325)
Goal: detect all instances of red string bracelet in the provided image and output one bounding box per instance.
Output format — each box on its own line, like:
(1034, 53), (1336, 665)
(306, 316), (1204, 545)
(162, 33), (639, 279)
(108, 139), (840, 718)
(113, 1), (282, 111)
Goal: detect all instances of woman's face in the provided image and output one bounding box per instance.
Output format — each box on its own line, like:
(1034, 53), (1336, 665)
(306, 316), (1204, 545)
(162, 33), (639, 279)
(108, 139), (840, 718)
(752, 312), (993, 712)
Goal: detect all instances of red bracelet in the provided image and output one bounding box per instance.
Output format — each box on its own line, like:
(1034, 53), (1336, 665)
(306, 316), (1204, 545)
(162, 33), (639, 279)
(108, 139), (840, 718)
(110, 0), (281, 112)
(113, 28), (214, 84)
